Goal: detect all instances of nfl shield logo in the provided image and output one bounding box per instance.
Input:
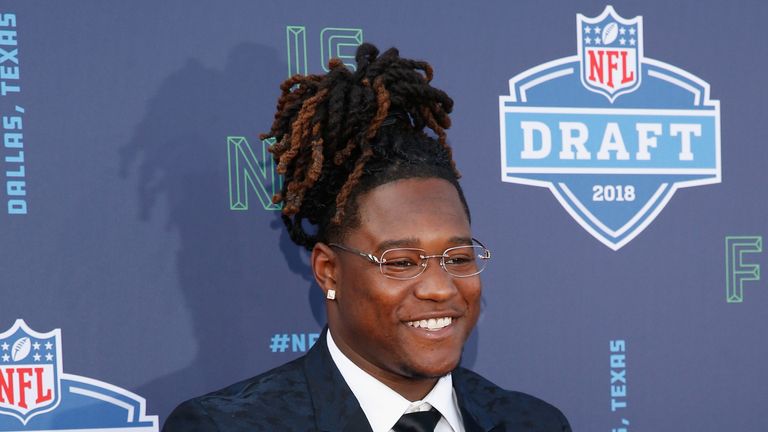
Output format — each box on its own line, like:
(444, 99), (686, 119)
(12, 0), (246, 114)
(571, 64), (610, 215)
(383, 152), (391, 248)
(0, 320), (62, 425)
(578, 5), (642, 102)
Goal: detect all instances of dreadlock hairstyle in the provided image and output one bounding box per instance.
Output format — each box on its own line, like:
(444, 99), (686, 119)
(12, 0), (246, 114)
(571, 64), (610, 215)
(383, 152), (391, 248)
(262, 43), (470, 250)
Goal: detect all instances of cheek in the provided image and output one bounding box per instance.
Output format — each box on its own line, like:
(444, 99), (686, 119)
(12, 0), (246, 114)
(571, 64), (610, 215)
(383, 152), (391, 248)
(461, 282), (483, 316)
(338, 271), (401, 322)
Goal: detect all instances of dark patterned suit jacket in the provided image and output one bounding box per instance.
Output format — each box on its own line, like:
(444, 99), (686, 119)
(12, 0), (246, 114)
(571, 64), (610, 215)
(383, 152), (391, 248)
(163, 331), (571, 432)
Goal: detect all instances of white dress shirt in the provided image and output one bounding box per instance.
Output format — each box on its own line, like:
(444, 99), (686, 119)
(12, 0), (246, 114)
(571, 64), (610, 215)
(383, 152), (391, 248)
(326, 331), (465, 432)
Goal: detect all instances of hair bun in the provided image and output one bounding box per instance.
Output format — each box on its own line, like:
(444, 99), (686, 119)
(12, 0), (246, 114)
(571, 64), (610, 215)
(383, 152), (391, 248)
(355, 43), (380, 69)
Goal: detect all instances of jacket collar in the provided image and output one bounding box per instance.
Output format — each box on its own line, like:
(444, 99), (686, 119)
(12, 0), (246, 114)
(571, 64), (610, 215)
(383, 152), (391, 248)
(304, 328), (373, 432)
(453, 367), (504, 432)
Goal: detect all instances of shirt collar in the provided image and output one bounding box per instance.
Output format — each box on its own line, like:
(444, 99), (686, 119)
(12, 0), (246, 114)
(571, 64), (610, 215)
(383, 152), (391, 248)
(326, 330), (463, 432)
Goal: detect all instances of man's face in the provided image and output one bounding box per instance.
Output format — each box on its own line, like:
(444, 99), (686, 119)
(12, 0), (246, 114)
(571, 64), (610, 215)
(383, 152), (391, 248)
(325, 177), (482, 383)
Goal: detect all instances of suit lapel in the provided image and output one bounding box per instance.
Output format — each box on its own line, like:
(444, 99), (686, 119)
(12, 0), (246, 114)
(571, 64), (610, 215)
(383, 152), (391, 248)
(342, 408), (374, 432)
(459, 402), (486, 432)
(304, 328), (373, 432)
(454, 368), (502, 432)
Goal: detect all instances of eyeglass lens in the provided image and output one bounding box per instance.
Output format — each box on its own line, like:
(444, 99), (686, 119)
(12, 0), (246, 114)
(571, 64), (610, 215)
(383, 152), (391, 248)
(380, 245), (489, 279)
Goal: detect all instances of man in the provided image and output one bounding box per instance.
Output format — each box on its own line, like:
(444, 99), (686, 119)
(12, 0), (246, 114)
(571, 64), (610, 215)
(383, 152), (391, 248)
(164, 43), (571, 431)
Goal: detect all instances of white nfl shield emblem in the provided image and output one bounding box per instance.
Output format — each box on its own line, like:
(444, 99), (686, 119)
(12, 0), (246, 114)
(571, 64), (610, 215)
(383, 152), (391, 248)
(578, 5), (643, 102)
(0, 320), (62, 425)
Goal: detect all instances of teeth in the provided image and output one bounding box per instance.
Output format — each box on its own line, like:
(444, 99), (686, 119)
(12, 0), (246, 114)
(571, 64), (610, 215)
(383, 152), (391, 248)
(407, 317), (453, 331)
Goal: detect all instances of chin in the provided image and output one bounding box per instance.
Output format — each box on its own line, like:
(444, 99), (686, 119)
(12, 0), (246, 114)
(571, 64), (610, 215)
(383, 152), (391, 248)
(402, 355), (461, 379)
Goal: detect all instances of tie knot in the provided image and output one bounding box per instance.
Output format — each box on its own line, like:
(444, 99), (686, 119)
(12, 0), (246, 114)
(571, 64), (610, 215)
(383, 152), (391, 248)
(392, 407), (442, 432)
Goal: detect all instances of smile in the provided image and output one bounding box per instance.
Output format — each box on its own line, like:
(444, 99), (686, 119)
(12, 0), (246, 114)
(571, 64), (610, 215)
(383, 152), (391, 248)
(405, 317), (453, 331)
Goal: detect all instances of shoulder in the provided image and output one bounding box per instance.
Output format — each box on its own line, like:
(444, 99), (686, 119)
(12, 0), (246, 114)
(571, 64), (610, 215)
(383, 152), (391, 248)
(163, 356), (315, 432)
(453, 367), (572, 432)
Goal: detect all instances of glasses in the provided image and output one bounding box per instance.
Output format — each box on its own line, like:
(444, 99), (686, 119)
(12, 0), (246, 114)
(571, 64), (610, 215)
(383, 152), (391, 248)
(328, 238), (491, 280)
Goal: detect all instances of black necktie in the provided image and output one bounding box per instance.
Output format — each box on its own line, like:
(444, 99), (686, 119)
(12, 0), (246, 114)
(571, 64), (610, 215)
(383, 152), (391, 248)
(392, 407), (442, 432)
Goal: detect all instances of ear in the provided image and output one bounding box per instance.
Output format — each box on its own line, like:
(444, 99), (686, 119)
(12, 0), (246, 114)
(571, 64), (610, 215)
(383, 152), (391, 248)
(311, 242), (338, 298)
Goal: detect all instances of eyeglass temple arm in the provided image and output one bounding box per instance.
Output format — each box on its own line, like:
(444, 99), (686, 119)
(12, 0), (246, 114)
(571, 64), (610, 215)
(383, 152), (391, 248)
(472, 238), (492, 259)
(328, 243), (382, 264)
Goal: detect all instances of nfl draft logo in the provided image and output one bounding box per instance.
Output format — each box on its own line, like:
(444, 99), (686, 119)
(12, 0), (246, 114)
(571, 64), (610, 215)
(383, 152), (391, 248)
(499, 5), (720, 250)
(0, 320), (158, 431)
(0, 321), (61, 425)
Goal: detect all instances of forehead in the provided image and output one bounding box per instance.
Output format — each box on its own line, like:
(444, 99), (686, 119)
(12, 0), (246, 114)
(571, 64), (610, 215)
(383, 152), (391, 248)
(351, 177), (471, 250)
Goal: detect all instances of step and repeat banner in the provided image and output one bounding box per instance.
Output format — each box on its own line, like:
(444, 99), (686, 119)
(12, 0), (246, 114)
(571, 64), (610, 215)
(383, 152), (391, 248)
(1, 1), (766, 430)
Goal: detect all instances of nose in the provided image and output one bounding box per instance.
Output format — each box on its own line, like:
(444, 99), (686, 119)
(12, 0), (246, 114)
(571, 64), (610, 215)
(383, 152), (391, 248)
(412, 256), (458, 301)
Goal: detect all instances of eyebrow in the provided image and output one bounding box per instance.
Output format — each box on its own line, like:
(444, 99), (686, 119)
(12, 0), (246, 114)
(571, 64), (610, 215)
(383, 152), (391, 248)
(375, 236), (473, 252)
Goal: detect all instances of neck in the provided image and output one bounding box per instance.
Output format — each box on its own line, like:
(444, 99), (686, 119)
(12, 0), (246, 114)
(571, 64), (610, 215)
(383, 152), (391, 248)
(330, 328), (442, 401)
(375, 371), (439, 402)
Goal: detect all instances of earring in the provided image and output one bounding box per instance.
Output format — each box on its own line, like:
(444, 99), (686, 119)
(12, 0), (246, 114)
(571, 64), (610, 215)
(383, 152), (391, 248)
(326, 290), (336, 300)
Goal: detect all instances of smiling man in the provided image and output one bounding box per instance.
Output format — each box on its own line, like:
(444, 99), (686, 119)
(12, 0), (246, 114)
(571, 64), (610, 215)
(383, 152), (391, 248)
(163, 43), (571, 432)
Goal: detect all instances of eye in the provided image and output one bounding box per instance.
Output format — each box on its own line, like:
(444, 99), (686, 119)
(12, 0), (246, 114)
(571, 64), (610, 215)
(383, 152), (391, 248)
(444, 254), (475, 266)
(382, 257), (419, 268)
(380, 249), (425, 276)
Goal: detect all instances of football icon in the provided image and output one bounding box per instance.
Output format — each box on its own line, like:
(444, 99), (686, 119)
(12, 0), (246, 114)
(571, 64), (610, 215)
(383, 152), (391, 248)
(12, 337), (32, 362)
(602, 22), (619, 44)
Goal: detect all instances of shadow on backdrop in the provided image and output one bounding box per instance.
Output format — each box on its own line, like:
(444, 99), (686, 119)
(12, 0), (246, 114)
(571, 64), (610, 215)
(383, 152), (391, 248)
(119, 42), (325, 423)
